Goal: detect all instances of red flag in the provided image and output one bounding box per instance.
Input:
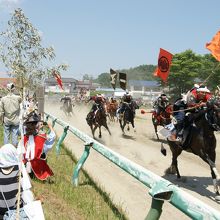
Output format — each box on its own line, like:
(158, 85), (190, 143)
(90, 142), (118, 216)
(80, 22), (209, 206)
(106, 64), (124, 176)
(206, 30), (220, 62)
(154, 48), (173, 82)
(52, 70), (63, 90)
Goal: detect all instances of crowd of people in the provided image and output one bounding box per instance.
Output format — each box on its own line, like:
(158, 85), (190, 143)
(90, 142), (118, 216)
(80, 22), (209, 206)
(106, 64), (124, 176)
(0, 83), (56, 219)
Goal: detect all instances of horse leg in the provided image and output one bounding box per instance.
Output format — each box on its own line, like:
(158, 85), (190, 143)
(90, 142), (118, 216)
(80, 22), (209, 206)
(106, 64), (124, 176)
(119, 119), (125, 133)
(92, 124), (98, 139)
(90, 124), (95, 138)
(98, 126), (102, 138)
(127, 123), (130, 131)
(131, 119), (136, 132)
(104, 123), (111, 135)
(200, 149), (220, 198)
(165, 144), (182, 178)
(154, 124), (159, 140)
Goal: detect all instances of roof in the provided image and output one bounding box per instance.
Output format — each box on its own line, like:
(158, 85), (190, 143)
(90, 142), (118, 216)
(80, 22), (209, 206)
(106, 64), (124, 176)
(128, 80), (159, 87)
(45, 77), (77, 83)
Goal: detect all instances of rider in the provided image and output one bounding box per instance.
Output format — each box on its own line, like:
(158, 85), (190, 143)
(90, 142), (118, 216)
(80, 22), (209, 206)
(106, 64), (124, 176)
(172, 85), (212, 142)
(153, 93), (169, 117)
(88, 93), (106, 119)
(118, 92), (134, 116)
(60, 94), (72, 105)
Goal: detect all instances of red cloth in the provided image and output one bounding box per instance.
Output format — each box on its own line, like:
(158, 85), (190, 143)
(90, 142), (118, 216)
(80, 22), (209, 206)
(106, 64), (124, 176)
(188, 88), (212, 107)
(154, 48), (173, 82)
(52, 70), (63, 90)
(24, 134), (54, 180)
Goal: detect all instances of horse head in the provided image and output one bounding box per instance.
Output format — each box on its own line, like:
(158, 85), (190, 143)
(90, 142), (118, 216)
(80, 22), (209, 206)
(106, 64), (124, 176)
(206, 97), (220, 131)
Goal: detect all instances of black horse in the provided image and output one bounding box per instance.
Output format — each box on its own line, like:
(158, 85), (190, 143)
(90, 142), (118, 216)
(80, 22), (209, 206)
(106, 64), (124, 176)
(86, 107), (111, 139)
(164, 97), (220, 201)
(119, 102), (137, 133)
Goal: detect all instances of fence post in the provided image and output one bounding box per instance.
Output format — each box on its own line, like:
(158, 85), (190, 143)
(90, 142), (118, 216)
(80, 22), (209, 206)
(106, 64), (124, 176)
(56, 126), (69, 155)
(52, 118), (57, 128)
(72, 142), (93, 186)
(145, 199), (164, 220)
(45, 115), (49, 123)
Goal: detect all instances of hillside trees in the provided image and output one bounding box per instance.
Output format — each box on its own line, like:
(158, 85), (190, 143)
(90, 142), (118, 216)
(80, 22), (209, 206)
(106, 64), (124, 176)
(167, 50), (202, 98)
(0, 8), (67, 91)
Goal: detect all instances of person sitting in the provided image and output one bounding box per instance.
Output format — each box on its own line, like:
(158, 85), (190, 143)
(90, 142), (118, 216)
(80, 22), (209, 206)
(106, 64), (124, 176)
(22, 112), (56, 180)
(171, 85), (212, 142)
(153, 93), (169, 117)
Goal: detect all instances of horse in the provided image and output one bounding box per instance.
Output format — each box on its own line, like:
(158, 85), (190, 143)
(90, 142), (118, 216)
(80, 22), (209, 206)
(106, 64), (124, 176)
(106, 101), (118, 122)
(86, 107), (111, 139)
(119, 101), (138, 134)
(164, 97), (220, 201)
(151, 104), (173, 140)
(60, 101), (73, 116)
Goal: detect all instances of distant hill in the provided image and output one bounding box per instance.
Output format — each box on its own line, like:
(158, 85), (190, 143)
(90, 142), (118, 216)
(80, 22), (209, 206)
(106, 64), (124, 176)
(94, 64), (157, 87)
(119, 64), (157, 81)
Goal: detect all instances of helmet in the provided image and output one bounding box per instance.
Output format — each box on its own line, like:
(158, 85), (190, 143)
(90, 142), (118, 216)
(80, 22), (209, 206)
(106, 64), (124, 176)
(7, 83), (15, 91)
(24, 112), (40, 124)
(197, 86), (210, 93)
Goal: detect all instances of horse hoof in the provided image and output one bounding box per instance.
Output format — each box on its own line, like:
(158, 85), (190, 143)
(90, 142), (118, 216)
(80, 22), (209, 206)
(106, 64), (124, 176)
(215, 195), (220, 202)
(99, 135), (101, 138)
(165, 167), (176, 175)
(134, 128), (136, 132)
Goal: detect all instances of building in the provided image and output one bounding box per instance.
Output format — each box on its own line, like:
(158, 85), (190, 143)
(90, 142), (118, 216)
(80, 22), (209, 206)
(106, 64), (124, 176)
(76, 80), (100, 91)
(128, 80), (160, 92)
(44, 77), (77, 93)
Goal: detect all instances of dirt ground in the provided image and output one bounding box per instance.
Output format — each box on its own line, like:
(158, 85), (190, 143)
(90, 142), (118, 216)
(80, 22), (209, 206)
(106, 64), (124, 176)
(45, 101), (220, 220)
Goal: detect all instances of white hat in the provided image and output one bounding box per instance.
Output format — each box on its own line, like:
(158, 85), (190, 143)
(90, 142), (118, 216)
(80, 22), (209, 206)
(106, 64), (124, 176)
(197, 86), (210, 93)
(7, 83), (15, 91)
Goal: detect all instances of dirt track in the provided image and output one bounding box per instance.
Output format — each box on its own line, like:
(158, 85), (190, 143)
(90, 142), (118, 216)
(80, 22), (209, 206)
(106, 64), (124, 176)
(45, 102), (220, 220)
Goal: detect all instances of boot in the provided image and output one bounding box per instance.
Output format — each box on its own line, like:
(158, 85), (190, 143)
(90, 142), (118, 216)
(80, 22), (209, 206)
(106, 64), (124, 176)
(175, 123), (184, 142)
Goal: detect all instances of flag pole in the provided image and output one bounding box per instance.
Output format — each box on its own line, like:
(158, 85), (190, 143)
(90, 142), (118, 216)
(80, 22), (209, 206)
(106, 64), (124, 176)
(201, 62), (220, 85)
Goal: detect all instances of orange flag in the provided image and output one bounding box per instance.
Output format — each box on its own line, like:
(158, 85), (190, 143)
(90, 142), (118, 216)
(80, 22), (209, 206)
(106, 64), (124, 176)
(52, 70), (63, 90)
(154, 48), (173, 82)
(206, 30), (220, 62)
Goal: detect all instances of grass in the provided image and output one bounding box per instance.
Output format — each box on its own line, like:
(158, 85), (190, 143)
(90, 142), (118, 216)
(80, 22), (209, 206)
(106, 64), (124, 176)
(0, 127), (127, 220)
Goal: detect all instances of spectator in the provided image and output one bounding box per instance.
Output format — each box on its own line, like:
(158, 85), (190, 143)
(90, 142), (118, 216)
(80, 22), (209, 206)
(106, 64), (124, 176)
(0, 143), (34, 219)
(23, 112), (56, 180)
(0, 83), (22, 147)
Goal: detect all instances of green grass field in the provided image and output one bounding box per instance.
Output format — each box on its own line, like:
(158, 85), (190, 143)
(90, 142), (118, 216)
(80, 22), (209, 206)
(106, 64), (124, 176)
(0, 127), (127, 220)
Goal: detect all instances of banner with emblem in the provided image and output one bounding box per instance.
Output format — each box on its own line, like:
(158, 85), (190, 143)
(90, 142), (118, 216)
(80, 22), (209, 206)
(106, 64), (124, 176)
(154, 48), (173, 82)
(119, 72), (127, 90)
(110, 68), (117, 90)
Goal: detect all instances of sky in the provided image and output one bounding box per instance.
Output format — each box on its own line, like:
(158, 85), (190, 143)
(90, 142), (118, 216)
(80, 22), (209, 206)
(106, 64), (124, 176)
(0, 0), (220, 80)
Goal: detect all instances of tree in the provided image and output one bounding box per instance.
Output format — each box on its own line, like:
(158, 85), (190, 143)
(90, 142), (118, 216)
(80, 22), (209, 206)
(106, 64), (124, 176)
(199, 54), (220, 90)
(94, 72), (110, 87)
(0, 8), (67, 91)
(82, 74), (93, 81)
(168, 50), (202, 98)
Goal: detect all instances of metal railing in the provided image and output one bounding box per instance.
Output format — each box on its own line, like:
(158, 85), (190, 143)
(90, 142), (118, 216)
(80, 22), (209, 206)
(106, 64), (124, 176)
(45, 112), (220, 220)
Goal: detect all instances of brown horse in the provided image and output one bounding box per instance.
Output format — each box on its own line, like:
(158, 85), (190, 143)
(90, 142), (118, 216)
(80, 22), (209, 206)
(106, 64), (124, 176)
(164, 98), (220, 201)
(86, 107), (111, 139)
(106, 101), (118, 122)
(151, 104), (173, 140)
